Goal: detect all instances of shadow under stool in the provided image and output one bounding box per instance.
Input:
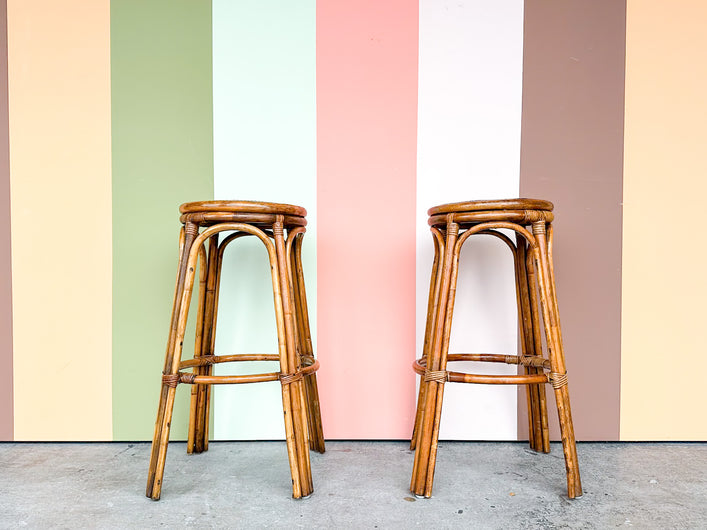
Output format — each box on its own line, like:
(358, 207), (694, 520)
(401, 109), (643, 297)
(146, 200), (325, 500)
(410, 198), (582, 499)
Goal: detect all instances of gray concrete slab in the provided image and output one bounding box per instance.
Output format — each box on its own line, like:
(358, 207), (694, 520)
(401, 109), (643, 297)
(0, 441), (705, 529)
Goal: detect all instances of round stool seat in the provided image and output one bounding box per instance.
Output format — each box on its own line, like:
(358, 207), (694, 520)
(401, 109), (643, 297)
(428, 198), (554, 228)
(179, 200), (307, 227)
(180, 200), (307, 217)
(428, 198), (553, 216)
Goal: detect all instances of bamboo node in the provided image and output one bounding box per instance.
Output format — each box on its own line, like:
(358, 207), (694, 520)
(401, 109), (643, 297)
(547, 372), (568, 389)
(162, 374), (180, 388)
(424, 370), (449, 383)
(279, 371), (303, 385)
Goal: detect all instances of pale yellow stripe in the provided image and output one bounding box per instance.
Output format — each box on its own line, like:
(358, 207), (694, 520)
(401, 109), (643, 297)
(621, 0), (707, 440)
(9, 1), (112, 440)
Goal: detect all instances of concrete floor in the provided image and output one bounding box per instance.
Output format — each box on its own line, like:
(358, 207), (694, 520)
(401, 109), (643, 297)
(0, 441), (705, 529)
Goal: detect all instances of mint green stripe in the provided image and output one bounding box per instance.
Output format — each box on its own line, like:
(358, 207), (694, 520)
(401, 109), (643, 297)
(111, 0), (213, 440)
(211, 0), (316, 440)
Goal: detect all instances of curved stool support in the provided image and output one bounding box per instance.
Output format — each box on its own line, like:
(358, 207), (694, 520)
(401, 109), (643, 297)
(410, 199), (582, 500)
(147, 203), (324, 501)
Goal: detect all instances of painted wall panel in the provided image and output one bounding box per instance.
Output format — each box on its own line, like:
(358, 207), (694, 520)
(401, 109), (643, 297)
(621, 0), (707, 440)
(317, 0), (418, 438)
(0, 0), (12, 441)
(211, 0), (316, 440)
(519, 0), (626, 441)
(8, 0), (112, 440)
(417, 0), (524, 440)
(111, 0), (213, 440)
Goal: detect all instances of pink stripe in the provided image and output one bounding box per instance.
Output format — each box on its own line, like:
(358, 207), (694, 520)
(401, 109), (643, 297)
(316, 1), (418, 438)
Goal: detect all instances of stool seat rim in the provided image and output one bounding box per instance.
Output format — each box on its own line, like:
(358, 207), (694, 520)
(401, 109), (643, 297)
(180, 200), (307, 217)
(428, 198), (553, 216)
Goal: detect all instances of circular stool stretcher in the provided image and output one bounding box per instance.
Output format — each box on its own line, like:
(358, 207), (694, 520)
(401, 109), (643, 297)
(410, 198), (582, 499)
(146, 201), (325, 501)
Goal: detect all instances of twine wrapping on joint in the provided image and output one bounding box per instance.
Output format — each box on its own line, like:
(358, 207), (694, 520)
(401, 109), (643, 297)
(505, 355), (547, 368)
(301, 355), (315, 367)
(199, 355), (216, 365)
(424, 370), (449, 383)
(162, 373), (200, 387)
(279, 371), (304, 385)
(184, 222), (199, 236)
(547, 372), (568, 389)
(531, 219), (546, 234)
(447, 220), (459, 237)
(162, 374), (180, 388)
(273, 215), (285, 237)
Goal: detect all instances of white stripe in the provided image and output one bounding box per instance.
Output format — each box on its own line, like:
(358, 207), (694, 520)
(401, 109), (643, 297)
(417, 0), (524, 440)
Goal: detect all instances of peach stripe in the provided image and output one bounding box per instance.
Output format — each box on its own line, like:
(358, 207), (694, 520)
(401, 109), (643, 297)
(316, 1), (418, 438)
(8, 1), (112, 440)
(620, 0), (707, 440)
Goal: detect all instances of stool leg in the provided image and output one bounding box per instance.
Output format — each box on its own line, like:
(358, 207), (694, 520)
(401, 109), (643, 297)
(532, 221), (582, 499)
(272, 220), (312, 498)
(188, 235), (219, 454)
(517, 238), (550, 453)
(187, 244), (208, 454)
(525, 248), (551, 453)
(290, 233), (325, 454)
(147, 223), (200, 500)
(515, 238), (538, 451)
(411, 229), (444, 451)
(411, 223), (460, 498)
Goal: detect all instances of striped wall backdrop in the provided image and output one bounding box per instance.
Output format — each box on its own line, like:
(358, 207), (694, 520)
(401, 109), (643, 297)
(1, 0), (705, 442)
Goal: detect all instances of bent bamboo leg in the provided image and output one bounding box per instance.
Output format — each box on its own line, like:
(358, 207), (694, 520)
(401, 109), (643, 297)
(411, 221), (459, 498)
(271, 219), (311, 498)
(147, 223), (199, 500)
(525, 247), (550, 453)
(187, 244), (208, 454)
(532, 220), (582, 499)
(411, 229), (443, 450)
(192, 234), (220, 453)
(516, 237), (545, 452)
(290, 233), (325, 453)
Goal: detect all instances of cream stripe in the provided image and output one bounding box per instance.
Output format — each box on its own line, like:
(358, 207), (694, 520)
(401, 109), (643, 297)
(417, 0), (524, 440)
(9, 1), (112, 440)
(621, 0), (707, 440)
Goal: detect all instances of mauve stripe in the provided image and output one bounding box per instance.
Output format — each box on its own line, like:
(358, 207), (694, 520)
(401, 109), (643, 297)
(0, 0), (12, 441)
(519, 0), (626, 441)
(316, 0), (418, 438)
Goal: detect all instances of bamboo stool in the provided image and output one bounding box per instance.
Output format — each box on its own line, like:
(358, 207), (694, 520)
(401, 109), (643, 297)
(410, 199), (582, 499)
(146, 201), (325, 500)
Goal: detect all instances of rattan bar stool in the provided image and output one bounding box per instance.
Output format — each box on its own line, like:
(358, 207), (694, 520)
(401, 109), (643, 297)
(146, 200), (325, 500)
(410, 199), (582, 499)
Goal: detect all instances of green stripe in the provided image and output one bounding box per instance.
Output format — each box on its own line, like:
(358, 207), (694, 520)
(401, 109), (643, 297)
(111, 0), (213, 440)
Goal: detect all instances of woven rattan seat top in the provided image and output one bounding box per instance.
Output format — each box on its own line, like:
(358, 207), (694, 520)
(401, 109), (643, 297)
(428, 198), (553, 217)
(180, 200), (307, 218)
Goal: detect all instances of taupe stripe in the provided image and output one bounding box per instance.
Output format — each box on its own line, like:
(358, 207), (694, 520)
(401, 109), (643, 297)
(518, 0), (626, 441)
(0, 0), (12, 441)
